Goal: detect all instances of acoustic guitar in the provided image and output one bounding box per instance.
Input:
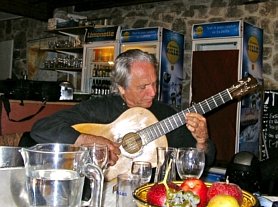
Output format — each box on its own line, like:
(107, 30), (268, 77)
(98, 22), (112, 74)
(72, 75), (259, 180)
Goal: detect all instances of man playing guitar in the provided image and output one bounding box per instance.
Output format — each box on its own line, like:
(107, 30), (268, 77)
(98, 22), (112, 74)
(30, 49), (216, 179)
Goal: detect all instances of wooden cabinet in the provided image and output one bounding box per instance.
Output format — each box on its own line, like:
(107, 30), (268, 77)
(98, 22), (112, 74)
(191, 50), (239, 165)
(191, 21), (263, 165)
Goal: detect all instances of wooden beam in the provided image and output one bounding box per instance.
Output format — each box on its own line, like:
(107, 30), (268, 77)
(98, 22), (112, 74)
(74, 0), (170, 12)
(0, 0), (170, 21)
(0, 0), (54, 21)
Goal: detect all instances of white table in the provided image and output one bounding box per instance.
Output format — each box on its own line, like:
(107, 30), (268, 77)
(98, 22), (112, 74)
(0, 167), (119, 207)
(0, 167), (29, 207)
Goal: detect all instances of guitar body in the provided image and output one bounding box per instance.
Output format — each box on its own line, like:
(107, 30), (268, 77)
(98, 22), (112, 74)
(72, 107), (168, 181)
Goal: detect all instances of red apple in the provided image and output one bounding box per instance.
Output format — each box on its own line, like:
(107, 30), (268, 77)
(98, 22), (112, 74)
(180, 178), (208, 207)
(147, 183), (167, 206)
(146, 182), (181, 206)
(207, 179), (243, 205)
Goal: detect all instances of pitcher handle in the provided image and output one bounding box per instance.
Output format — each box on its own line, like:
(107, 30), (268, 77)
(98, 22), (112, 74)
(83, 163), (104, 207)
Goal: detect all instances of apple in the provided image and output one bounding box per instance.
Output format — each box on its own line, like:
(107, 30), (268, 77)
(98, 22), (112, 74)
(207, 194), (240, 207)
(146, 182), (181, 206)
(147, 182), (202, 206)
(180, 178), (208, 207)
(147, 183), (167, 206)
(207, 179), (243, 205)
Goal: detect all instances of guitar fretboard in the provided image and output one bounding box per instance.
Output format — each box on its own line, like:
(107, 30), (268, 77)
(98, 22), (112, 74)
(138, 89), (233, 145)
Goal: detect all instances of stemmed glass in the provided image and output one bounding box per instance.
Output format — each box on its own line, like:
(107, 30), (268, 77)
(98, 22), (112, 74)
(82, 143), (109, 207)
(131, 161), (152, 185)
(176, 147), (205, 180)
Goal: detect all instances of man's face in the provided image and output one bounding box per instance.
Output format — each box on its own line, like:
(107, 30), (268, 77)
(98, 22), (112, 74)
(120, 61), (157, 108)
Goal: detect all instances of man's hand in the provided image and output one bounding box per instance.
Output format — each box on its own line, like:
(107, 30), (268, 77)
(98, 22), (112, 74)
(185, 113), (209, 151)
(75, 134), (121, 166)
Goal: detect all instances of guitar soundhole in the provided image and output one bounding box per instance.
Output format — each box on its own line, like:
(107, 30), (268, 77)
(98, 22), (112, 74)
(121, 132), (142, 154)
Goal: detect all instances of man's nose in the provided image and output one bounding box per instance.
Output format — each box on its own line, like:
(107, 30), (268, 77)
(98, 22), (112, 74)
(147, 85), (156, 96)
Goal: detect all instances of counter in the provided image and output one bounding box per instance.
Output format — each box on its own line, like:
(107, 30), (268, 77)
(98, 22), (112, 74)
(1, 99), (77, 136)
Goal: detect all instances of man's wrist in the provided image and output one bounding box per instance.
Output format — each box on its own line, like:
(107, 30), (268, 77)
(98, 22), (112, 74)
(196, 142), (208, 153)
(74, 133), (92, 146)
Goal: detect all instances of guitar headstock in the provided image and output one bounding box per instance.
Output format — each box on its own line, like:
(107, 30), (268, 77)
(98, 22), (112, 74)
(229, 75), (260, 99)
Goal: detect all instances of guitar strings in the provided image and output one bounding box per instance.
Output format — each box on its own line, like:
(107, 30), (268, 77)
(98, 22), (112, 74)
(123, 78), (256, 154)
(138, 89), (233, 145)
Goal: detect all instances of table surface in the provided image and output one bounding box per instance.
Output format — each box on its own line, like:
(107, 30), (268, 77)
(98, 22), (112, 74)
(102, 179), (117, 206)
(0, 167), (119, 207)
(1, 167), (277, 207)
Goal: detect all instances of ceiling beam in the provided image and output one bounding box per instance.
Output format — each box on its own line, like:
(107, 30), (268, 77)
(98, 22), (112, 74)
(74, 0), (170, 11)
(0, 0), (170, 21)
(0, 0), (53, 21)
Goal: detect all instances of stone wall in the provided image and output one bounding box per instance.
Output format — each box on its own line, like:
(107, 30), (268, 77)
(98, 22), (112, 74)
(0, 0), (277, 107)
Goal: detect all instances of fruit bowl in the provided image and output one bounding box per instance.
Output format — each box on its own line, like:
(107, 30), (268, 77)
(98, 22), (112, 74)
(133, 182), (259, 207)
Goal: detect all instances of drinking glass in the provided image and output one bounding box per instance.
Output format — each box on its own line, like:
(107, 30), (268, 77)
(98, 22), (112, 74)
(176, 147), (205, 179)
(116, 173), (140, 207)
(154, 147), (177, 182)
(131, 161), (152, 185)
(82, 143), (109, 207)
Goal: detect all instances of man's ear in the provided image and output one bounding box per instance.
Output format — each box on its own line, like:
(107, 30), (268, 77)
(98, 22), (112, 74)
(118, 86), (125, 95)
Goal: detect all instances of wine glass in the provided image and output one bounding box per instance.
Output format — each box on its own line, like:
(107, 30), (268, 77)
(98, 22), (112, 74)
(131, 161), (152, 185)
(176, 147), (205, 180)
(82, 143), (109, 207)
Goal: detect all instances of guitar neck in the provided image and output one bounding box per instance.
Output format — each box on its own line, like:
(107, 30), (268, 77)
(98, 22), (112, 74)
(139, 88), (233, 145)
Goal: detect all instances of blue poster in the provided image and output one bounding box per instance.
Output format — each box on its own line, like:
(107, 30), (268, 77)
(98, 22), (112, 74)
(121, 28), (159, 42)
(192, 21), (240, 39)
(239, 22), (263, 157)
(160, 28), (184, 108)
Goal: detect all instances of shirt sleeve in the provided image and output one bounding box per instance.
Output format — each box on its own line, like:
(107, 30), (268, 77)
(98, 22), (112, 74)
(30, 95), (124, 144)
(30, 102), (91, 143)
(30, 109), (82, 143)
